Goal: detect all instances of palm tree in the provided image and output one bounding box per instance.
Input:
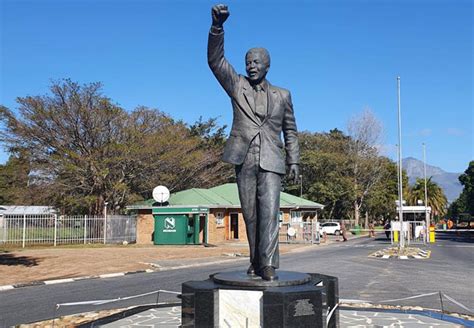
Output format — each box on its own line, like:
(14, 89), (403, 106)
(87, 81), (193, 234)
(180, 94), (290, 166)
(408, 177), (448, 217)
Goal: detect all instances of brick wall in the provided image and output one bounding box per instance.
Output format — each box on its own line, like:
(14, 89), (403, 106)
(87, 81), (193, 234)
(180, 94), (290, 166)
(207, 210), (226, 244)
(136, 210), (154, 245)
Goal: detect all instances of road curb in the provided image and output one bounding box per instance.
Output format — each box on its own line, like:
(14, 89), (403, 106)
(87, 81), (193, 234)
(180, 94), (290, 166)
(0, 269), (155, 292)
(0, 257), (250, 292)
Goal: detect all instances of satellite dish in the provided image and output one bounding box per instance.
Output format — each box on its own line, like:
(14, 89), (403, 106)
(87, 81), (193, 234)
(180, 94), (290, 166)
(153, 185), (170, 203)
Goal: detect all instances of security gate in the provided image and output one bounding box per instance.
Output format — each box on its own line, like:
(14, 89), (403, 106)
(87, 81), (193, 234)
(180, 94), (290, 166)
(407, 221), (426, 245)
(390, 220), (426, 245)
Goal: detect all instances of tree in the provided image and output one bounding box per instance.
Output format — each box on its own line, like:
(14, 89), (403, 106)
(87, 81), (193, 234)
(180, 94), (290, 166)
(363, 157), (407, 224)
(293, 129), (354, 221)
(448, 161), (474, 217)
(189, 116), (234, 184)
(346, 109), (385, 226)
(408, 177), (448, 218)
(0, 80), (231, 214)
(0, 151), (31, 204)
(292, 126), (401, 225)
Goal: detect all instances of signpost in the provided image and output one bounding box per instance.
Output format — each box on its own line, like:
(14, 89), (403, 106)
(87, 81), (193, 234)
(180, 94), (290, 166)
(423, 143), (430, 243)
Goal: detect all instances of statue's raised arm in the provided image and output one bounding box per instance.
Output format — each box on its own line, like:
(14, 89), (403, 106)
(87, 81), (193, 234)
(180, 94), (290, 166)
(207, 4), (239, 98)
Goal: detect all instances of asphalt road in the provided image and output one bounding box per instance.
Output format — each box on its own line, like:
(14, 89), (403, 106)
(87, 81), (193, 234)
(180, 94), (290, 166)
(0, 232), (472, 326)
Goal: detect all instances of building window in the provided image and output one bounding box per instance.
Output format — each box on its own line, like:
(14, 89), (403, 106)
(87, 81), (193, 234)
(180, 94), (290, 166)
(216, 212), (224, 226)
(290, 211), (302, 224)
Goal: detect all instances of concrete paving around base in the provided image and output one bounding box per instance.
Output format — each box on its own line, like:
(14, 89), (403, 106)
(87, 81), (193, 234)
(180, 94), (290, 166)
(90, 306), (472, 328)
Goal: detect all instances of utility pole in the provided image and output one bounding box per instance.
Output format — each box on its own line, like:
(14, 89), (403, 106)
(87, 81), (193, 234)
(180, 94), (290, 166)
(299, 174), (303, 197)
(423, 143), (429, 243)
(397, 76), (405, 248)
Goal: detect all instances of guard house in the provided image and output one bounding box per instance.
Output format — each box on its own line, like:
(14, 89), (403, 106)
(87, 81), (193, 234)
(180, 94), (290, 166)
(127, 183), (324, 245)
(396, 206), (432, 221)
(394, 205), (432, 243)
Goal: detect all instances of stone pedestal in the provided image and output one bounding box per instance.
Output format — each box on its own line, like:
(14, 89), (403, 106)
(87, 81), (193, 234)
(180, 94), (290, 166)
(181, 271), (338, 328)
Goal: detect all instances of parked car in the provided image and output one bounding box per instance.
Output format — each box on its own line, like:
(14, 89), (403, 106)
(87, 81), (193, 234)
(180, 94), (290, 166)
(319, 222), (341, 236)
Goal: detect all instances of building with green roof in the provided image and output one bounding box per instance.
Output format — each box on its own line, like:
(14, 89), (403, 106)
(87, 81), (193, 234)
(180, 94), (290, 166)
(128, 183), (323, 245)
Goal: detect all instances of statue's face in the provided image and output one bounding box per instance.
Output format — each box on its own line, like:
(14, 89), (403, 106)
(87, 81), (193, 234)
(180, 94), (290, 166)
(245, 51), (269, 84)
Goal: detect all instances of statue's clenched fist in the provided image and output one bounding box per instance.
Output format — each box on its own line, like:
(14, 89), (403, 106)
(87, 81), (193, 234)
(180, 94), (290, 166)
(212, 4), (229, 27)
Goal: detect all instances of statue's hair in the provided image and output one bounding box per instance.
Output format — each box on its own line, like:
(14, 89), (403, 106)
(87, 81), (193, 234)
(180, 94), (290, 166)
(246, 48), (271, 67)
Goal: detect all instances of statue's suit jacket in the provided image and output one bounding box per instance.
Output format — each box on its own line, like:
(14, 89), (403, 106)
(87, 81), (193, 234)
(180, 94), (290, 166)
(208, 30), (299, 174)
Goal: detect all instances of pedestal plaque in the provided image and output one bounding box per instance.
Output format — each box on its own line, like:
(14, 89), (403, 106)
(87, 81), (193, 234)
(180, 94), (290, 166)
(181, 271), (339, 328)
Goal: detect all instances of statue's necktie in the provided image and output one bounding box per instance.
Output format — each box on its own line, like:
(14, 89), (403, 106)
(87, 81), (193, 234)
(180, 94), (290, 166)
(253, 84), (267, 121)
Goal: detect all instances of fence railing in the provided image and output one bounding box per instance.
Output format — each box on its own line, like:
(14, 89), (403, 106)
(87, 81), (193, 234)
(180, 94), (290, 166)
(0, 214), (136, 247)
(279, 222), (320, 244)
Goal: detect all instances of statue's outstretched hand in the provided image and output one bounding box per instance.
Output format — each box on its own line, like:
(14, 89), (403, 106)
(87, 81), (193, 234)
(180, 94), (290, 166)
(212, 4), (229, 27)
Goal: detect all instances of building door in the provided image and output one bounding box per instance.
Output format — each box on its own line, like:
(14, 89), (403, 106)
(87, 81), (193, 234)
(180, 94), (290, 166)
(230, 213), (239, 239)
(199, 214), (206, 243)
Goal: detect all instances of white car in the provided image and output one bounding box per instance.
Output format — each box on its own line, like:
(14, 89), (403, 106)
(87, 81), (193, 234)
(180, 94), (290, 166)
(319, 222), (341, 236)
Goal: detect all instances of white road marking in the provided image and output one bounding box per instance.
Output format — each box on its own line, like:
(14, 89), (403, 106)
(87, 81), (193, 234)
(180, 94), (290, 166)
(44, 278), (75, 285)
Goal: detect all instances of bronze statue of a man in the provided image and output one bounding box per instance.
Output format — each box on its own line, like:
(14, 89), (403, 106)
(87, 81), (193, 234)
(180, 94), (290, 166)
(208, 4), (300, 281)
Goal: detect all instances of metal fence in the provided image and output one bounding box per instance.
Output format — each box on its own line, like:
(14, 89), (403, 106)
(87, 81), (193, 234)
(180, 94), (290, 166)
(279, 222), (320, 244)
(0, 214), (136, 247)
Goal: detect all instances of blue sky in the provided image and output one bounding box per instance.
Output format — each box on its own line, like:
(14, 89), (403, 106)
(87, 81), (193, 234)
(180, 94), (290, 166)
(1, 0), (472, 173)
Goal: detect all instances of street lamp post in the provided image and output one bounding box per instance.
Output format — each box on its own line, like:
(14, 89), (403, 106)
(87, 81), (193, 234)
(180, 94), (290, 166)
(103, 201), (108, 245)
(397, 76), (405, 248)
(423, 143), (429, 243)
(299, 174), (303, 197)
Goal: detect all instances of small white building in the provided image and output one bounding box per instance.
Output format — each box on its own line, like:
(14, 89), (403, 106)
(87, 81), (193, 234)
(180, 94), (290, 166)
(0, 206), (57, 216)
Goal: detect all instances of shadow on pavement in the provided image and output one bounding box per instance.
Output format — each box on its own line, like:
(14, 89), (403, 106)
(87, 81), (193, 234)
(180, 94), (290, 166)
(435, 231), (474, 244)
(0, 252), (39, 266)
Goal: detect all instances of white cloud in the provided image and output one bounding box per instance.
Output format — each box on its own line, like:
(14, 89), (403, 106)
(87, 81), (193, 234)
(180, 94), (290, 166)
(406, 128), (432, 137)
(446, 128), (465, 137)
(419, 128), (432, 137)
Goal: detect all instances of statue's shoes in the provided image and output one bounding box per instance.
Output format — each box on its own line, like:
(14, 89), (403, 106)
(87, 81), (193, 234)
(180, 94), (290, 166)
(261, 266), (278, 281)
(247, 264), (257, 276)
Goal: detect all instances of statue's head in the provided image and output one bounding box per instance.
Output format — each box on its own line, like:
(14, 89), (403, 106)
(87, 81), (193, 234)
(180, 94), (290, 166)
(245, 48), (270, 84)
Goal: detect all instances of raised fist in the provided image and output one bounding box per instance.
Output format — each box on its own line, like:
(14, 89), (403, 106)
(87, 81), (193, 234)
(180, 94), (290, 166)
(212, 4), (229, 27)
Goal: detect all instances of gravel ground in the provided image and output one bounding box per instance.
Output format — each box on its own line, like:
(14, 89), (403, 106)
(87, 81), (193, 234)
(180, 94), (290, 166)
(0, 242), (316, 286)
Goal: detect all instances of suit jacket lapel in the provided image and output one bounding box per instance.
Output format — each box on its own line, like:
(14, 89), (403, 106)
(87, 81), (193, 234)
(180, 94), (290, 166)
(263, 84), (278, 124)
(242, 84), (260, 125)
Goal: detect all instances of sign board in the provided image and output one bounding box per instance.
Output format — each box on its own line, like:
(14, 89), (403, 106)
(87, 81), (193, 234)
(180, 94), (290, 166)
(163, 217), (176, 232)
(152, 207), (209, 214)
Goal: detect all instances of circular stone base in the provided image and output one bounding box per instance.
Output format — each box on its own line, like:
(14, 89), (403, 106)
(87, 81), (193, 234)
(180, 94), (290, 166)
(212, 270), (312, 287)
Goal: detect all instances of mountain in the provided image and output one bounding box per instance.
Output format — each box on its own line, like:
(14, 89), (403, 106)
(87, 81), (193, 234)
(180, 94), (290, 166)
(402, 157), (462, 203)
